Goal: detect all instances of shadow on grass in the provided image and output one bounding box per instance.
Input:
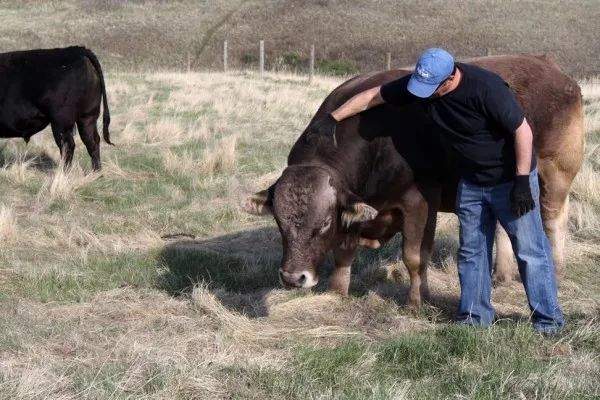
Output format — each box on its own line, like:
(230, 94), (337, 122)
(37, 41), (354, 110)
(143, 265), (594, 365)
(0, 145), (57, 172)
(156, 227), (460, 316)
(157, 227), (282, 317)
(157, 225), (530, 323)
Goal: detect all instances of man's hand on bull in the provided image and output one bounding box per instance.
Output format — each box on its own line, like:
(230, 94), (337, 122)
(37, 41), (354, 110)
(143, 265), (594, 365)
(307, 113), (338, 146)
(306, 86), (386, 147)
(510, 175), (535, 217)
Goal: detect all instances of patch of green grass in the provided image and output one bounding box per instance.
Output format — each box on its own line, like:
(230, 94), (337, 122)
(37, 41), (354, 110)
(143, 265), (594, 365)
(20, 174), (46, 196)
(237, 139), (290, 175)
(161, 107), (217, 124)
(157, 203), (248, 237)
(5, 252), (161, 303)
(377, 325), (545, 398)
(47, 198), (71, 214)
(295, 341), (368, 392)
(78, 178), (145, 211)
(117, 151), (165, 175)
(230, 323), (598, 399)
(565, 315), (600, 354)
(317, 59), (359, 76)
(565, 256), (600, 296)
(79, 173), (183, 213)
(68, 361), (153, 398)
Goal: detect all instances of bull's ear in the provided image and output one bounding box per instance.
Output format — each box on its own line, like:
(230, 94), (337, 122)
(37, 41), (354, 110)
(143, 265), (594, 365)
(341, 202), (378, 227)
(339, 190), (378, 227)
(241, 188), (274, 216)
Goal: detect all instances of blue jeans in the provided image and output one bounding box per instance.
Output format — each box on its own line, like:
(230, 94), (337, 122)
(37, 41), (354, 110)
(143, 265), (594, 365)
(455, 169), (564, 334)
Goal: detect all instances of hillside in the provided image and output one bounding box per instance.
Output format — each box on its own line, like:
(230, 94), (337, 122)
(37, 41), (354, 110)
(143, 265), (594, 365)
(0, 0), (598, 76)
(0, 70), (598, 398)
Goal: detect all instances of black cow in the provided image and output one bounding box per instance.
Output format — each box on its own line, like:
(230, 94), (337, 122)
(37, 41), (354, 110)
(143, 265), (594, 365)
(0, 46), (111, 170)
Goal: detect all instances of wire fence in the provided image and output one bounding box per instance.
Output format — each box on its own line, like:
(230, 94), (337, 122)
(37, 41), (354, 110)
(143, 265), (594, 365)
(189, 40), (494, 80)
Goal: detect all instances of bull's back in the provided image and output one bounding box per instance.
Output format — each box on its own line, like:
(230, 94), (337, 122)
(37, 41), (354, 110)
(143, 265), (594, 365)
(323, 54), (582, 137)
(469, 54), (584, 176)
(299, 54), (583, 209)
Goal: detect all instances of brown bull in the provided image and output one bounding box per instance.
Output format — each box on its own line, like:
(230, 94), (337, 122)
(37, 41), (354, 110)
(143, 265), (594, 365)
(243, 54), (584, 308)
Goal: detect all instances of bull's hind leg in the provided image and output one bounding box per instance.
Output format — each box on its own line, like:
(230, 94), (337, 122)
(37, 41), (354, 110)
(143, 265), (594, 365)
(538, 165), (573, 275)
(493, 223), (517, 285)
(51, 121), (76, 168)
(537, 111), (584, 274)
(77, 117), (101, 171)
(494, 169), (572, 279)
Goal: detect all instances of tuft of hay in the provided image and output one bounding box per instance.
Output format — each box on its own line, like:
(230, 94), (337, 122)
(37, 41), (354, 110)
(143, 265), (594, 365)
(0, 205), (17, 242)
(38, 162), (99, 203)
(200, 135), (238, 175)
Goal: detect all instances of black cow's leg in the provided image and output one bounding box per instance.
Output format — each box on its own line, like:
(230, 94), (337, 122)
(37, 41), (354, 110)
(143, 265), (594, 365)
(330, 246), (357, 296)
(399, 184), (439, 309)
(51, 122), (76, 168)
(77, 119), (101, 171)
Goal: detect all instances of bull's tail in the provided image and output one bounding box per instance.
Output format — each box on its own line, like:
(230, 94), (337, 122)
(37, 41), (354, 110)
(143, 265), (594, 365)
(82, 47), (113, 145)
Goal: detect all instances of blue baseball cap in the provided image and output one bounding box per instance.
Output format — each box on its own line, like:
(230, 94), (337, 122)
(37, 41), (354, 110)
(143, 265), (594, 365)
(407, 48), (455, 98)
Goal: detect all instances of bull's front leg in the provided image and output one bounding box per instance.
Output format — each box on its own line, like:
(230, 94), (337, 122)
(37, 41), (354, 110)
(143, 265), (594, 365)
(399, 185), (439, 309)
(330, 246), (357, 296)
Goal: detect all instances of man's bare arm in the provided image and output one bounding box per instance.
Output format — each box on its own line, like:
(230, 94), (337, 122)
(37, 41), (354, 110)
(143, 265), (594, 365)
(331, 86), (385, 121)
(308, 86), (385, 141)
(510, 117), (535, 216)
(514, 118), (533, 175)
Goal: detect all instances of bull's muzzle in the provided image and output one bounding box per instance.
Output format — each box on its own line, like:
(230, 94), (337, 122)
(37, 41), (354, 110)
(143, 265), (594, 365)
(278, 269), (318, 289)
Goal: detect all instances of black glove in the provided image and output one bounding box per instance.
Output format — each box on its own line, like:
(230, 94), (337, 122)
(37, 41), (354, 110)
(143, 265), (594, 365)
(510, 175), (535, 217)
(307, 113), (337, 144)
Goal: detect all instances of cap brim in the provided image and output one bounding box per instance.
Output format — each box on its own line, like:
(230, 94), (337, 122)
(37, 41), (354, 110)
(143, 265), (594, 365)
(407, 75), (439, 98)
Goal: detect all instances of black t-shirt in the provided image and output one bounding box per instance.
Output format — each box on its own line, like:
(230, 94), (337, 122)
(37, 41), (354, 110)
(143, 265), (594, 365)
(380, 62), (529, 185)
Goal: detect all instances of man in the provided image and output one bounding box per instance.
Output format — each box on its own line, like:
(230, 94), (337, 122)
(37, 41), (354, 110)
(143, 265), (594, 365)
(310, 48), (564, 334)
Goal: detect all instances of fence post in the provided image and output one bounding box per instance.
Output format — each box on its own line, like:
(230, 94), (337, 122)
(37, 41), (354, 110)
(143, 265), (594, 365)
(223, 40), (228, 71)
(309, 44), (315, 83)
(259, 40), (264, 76)
(386, 52), (391, 70)
(486, 48), (491, 56)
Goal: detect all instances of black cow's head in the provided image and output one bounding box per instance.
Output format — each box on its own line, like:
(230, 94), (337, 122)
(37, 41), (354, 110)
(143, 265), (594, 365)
(242, 165), (377, 289)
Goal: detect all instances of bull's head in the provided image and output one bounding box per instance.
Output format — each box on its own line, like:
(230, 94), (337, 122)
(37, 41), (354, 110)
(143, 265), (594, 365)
(242, 165), (377, 289)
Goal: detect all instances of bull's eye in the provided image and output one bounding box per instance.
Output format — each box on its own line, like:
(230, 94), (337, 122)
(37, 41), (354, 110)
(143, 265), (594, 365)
(318, 216), (332, 235)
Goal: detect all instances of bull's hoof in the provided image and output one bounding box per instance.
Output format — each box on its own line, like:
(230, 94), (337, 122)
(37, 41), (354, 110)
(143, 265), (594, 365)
(407, 295), (422, 312)
(328, 286), (349, 297)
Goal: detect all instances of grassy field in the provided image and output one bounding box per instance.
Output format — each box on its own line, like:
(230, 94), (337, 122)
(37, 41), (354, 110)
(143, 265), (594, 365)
(0, 0), (599, 77)
(0, 70), (597, 399)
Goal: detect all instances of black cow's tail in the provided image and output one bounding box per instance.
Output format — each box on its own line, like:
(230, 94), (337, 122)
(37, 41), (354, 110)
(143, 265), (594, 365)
(82, 47), (113, 145)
